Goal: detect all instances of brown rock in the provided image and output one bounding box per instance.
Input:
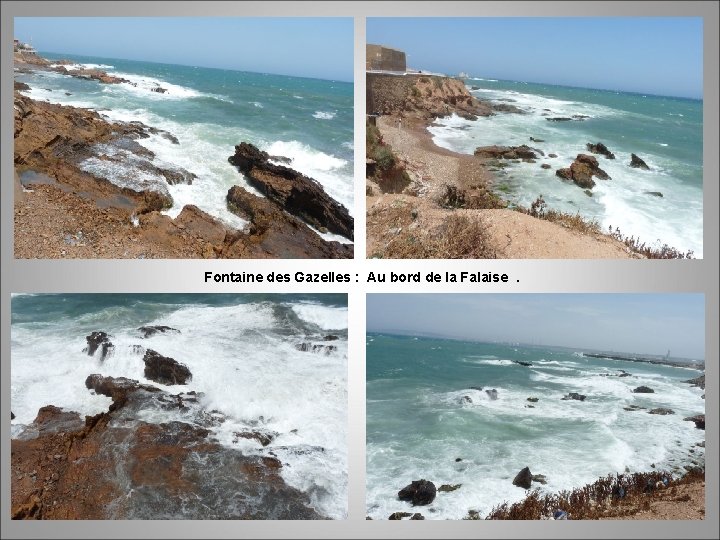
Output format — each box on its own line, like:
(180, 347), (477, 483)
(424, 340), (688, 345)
(174, 205), (227, 245)
(556, 154), (611, 189)
(228, 142), (353, 240)
(143, 349), (192, 385)
(586, 142), (616, 159)
(474, 145), (540, 160)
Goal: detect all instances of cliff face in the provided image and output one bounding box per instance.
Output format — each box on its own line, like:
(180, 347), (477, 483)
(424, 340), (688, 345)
(366, 73), (493, 119)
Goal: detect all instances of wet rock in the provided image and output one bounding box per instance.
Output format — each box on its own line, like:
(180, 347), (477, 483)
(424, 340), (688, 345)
(532, 474), (547, 485)
(527, 397), (539, 403)
(295, 342), (337, 354)
(485, 389), (498, 400)
(324, 335), (340, 341)
(410, 513), (425, 520)
(468, 386), (483, 391)
(83, 331), (114, 361)
(645, 191), (663, 197)
(85, 374), (161, 406)
(512, 467), (533, 489)
(143, 349), (192, 385)
(228, 142), (353, 240)
(586, 142), (615, 159)
(685, 374), (705, 389)
(174, 204), (228, 246)
(461, 395), (473, 404)
(11, 411), (16, 420)
(438, 484), (461, 492)
(514, 360), (532, 367)
(160, 132), (180, 144)
(556, 154), (611, 189)
(131, 345), (146, 355)
(630, 153), (650, 170)
(540, 163), (551, 169)
(683, 414), (705, 430)
(159, 167), (196, 185)
(633, 386), (655, 393)
(474, 145), (541, 160)
(14, 81), (31, 91)
(138, 325), (181, 338)
(562, 392), (586, 401)
(624, 405), (646, 412)
(233, 430), (277, 447)
(548, 153), (558, 158)
(151, 86), (167, 94)
(648, 408), (675, 415)
(398, 480), (437, 505)
(530, 137), (545, 143)
(546, 117), (572, 122)
(388, 511), (412, 520)
(225, 185), (352, 259)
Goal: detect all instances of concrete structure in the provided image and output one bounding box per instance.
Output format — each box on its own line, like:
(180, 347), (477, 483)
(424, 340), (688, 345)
(366, 44), (406, 72)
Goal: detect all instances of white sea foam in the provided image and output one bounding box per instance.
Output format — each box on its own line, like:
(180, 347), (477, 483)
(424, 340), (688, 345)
(106, 71), (205, 99)
(313, 111), (336, 120)
(291, 303), (349, 331)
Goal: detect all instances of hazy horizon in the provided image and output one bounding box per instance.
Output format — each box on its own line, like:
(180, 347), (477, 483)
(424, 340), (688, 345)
(367, 294), (705, 360)
(14, 17), (353, 82)
(367, 17), (703, 99)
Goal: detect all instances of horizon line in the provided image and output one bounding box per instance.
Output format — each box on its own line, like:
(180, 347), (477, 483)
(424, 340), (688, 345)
(37, 49), (354, 85)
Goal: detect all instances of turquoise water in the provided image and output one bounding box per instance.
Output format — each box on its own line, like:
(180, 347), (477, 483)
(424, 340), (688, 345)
(11, 294), (348, 518)
(366, 333), (705, 519)
(429, 78), (703, 256)
(16, 53), (354, 238)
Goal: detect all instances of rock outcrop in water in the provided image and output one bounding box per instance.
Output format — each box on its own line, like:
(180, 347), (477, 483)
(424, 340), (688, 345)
(228, 142), (353, 240)
(562, 392), (587, 401)
(398, 479), (437, 505)
(633, 386), (655, 394)
(474, 145), (542, 161)
(586, 142), (616, 159)
(138, 325), (180, 338)
(83, 331), (114, 361)
(683, 414), (705, 430)
(143, 349), (192, 385)
(630, 153), (650, 170)
(556, 154), (611, 189)
(11, 375), (323, 519)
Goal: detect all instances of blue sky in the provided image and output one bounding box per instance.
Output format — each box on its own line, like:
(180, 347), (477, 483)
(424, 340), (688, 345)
(367, 294), (705, 360)
(14, 17), (353, 81)
(367, 18), (703, 98)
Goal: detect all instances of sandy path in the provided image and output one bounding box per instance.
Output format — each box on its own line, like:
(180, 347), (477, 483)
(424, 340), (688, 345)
(368, 115), (637, 259)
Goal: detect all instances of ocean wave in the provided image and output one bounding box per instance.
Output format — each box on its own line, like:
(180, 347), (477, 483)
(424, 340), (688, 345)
(313, 111), (336, 120)
(107, 71), (205, 99)
(290, 303), (348, 331)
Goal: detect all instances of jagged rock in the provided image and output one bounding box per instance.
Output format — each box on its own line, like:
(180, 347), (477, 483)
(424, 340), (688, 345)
(514, 360), (532, 367)
(143, 349), (192, 385)
(85, 374), (161, 403)
(556, 154), (611, 189)
(624, 405), (646, 412)
(438, 484), (461, 492)
(532, 474), (547, 485)
(138, 325), (181, 338)
(527, 397), (539, 403)
(645, 191), (663, 197)
(151, 86), (167, 94)
(586, 142), (615, 159)
(388, 511), (412, 520)
(324, 335), (339, 341)
(474, 145), (540, 160)
(630, 153), (650, 170)
(541, 163), (551, 169)
(512, 467), (533, 489)
(461, 395), (473, 404)
(228, 142), (353, 240)
(562, 392), (586, 401)
(131, 345), (146, 355)
(648, 408), (675, 415)
(546, 117), (572, 122)
(530, 137), (545, 142)
(159, 168), (196, 185)
(14, 81), (30, 91)
(295, 343), (337, 355)
(410, 513), (425, 520)
(225, 185), (352, 259)
(683, 414), (705, 430)
(398, 480), (436, 505)
(83, 331), (114, 361)
(485, 389), (498, 400)
(633, 386), (655, 393)
(11, 411), (15, 420)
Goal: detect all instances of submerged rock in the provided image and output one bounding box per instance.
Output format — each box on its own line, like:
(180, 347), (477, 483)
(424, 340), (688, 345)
(143, 349), (192, 385)
(685, 374), (705, 389)
(485, 389), (499, 400)
(83, 331), (114, 361)
(562, 392), (587, 401)
(633, 386), (655, 393)
(138, 325), (181, 338)
(295, 342), (338, 355)
(233, 430), (277, 447)
(527, 397), (539, 403)
(648, 408), (675, 415)
(683, 414), (705, 430)
(474, 145), (541, 160)
(438, 484), (461, 492)
(398, 479), (437, 506)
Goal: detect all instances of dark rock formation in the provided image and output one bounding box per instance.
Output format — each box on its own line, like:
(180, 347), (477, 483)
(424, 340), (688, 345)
(546, 117), (572, 122)
(532, 474), (548, 485)
(228, 142), (353, 240)
(226, 185), (352, 259)
(143, 349), (192, 385)
(461, 395), (473, 404)
(648, 408), (675, 415)
(586, 142), (615, 159)
(633, 386), (655, 394)
(474, 145), (541, 160)
(324, 335), (340, 341)
(468, 386), (483, 391)
(623, 405), (646, 412)
(388, 511), (412, 520)
(548, 153), (558, 158)
(685, 374), (705, 390)
(410, 513), (425, 520)
(512, 467), (533, 489)
(138, 325), (181, 338)
(438, 484), (461, 492)
(485, 389), (498, 400)
(645, 191), (663, 197)
(530, 137), (545, 143)
(683, 414), (705, 430)
(527, 397), (539, 403)
(540, 163), (551, 169)
(83, 331), (114, 361)
(514, 360), (532, 367)
(398, 480), (437, 506)
(14, 81), (31, 91)
(630, 153), (650, 170)
(151, 86), (167, 94)
(11, 411), (15, 420)
(562, 392), (586, 401)
(556, 154), (611, 189)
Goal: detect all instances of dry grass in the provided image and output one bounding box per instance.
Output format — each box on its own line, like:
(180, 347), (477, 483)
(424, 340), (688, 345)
(480, 468), (704, 520)
(366, 118), (411, 193)
(607, 226), (695, 259)
(523, 195), (601, 235)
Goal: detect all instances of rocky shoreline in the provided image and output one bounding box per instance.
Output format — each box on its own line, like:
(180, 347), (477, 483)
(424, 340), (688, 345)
(11, 327), (333, 520)
(365, 73), (684, 259)
(14, 51), (353, 259)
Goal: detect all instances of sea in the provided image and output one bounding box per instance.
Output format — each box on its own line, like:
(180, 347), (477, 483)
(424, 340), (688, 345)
(427, 78), (703, 257)
(366, 333), (705, 520)
(15, 53), (354, 240)
(11, 293), (348, 519)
